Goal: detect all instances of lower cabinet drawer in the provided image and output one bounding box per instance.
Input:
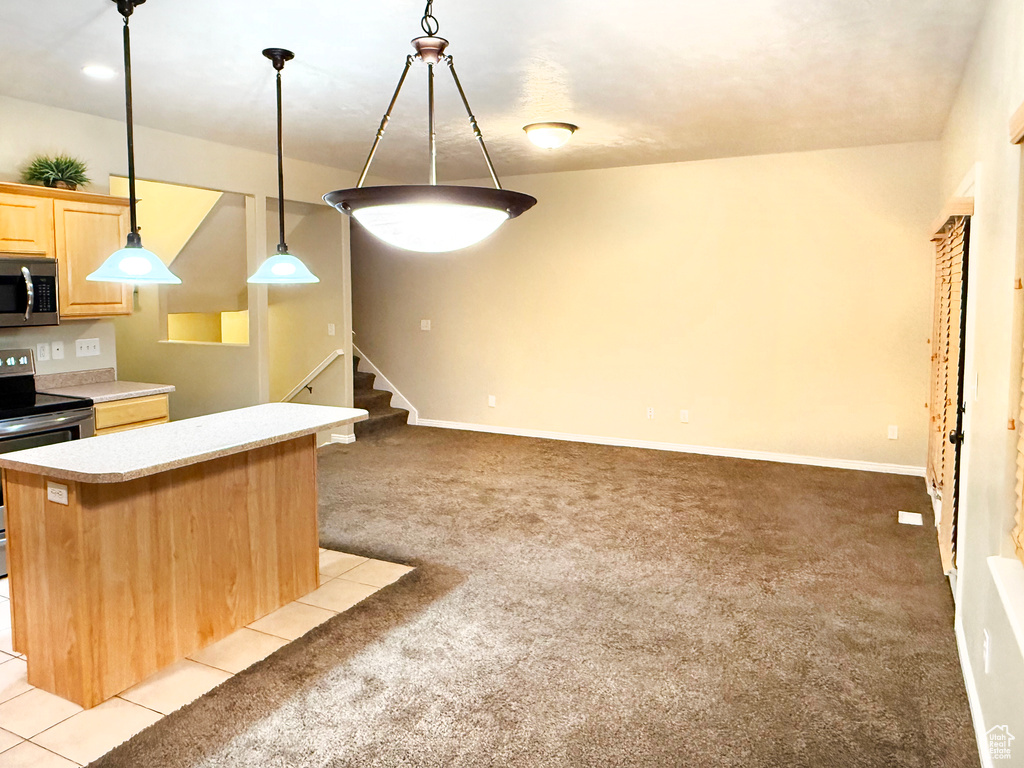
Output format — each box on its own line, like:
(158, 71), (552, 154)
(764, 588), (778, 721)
(94, 394), (169, 432)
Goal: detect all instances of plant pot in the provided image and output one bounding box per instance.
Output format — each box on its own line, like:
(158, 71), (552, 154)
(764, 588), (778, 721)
(51, 181), (78, 191)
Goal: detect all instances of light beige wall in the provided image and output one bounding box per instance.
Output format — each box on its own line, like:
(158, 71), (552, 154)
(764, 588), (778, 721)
(109, 176), (222, 267)
(267, 200), (352, 411)
(939, 0), (1024, 746)
(220, 310), (249, 345)
(117, 328), (260, 422)
(165, 194), (249, 315)
(0, 322), (117, 377)
(0, 95), (350, 204)
(0, 94), (356, 414)
(353, 141), (940, 468)
(115, 192), (263, 421)
(166, 312), (222, 344)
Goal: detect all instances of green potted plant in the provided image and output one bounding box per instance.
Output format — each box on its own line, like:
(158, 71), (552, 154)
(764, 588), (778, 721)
(20, 153), (91, 191)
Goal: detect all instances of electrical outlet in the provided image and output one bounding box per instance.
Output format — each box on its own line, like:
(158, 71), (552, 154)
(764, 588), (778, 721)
(420, 319), (431, 331)
(680, 409), (689, 423)
(488, 395), (496, 407)
(887, 425), (898, 440)
(75, 338), (100, 357)
(646, 407), (654, 420)
(47, 482), (69, 506)
(51, 341), (64, 360)
(327, 323), (336, 336)
(35, 342), (50, 362)
(983, 629), (991, 674)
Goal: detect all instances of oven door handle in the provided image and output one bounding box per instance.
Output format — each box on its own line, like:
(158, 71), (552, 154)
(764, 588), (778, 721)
(0, 409), (93, 438)
(21, 266), (34, 323)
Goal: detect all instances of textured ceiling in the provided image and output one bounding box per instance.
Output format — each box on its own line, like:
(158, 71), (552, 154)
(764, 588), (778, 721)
(0, 0), (988, 181)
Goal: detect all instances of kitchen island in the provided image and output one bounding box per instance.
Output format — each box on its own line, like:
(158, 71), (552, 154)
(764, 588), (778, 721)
(0, 402), (367, 708)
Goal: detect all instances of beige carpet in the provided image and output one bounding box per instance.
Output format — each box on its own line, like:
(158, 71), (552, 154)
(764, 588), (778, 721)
(94, 426), (977, 767)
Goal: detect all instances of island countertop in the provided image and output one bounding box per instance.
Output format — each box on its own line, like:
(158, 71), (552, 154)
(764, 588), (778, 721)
(0, 402), (367, 483)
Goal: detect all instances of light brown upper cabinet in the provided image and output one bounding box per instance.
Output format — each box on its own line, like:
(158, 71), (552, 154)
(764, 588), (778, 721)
(0, 192), (55, 258)
(0, 182), (131, 318)
(53, 198), (131, 317)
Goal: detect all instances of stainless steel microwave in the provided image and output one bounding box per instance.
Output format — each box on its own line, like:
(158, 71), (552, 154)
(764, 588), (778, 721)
(0, 257), (59, 327)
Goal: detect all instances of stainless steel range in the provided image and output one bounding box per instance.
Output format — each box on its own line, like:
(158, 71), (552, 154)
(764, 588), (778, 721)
(0, 348), (94, 576)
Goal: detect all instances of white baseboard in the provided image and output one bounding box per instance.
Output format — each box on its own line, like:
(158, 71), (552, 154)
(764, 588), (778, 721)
(351, 343), (418, 424)
(956, 616), (993, 768)
(415, 419), (926, 476)
(330, 433), (357, 444)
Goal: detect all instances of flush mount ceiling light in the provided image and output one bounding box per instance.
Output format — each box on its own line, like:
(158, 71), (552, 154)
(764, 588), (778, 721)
(523, 122), (578, 150)
(82, 64), (116, 80)
(249, 48), (319, 284)
(88, 0), (180, 285)
(324, 0), (537, 253)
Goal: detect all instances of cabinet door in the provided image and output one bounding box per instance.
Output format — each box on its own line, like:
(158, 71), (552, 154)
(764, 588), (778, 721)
(53, 199), (131, 317)
(0, 193), (54, 258)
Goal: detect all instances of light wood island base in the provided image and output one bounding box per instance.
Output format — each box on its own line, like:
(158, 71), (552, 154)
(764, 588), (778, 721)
(0, 403), (367, 709)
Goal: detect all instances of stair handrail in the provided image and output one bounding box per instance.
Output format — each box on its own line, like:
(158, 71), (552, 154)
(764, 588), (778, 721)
(281, 348), (345, 402)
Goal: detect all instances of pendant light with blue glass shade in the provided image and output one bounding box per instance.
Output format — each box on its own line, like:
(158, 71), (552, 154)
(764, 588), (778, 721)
(88, 0), (181, 285)
(249, 48), (319, 284)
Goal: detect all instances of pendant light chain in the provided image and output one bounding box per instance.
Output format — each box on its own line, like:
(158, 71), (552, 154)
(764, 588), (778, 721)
(421, 1), (440, 35)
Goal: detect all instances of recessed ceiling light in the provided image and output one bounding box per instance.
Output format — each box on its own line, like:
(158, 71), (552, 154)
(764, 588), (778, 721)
(523, 122), (578, 149)
(82, 64), (116, 80)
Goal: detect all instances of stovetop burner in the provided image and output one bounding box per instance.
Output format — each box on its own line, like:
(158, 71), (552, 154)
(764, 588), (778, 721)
(0, 347), (94, 421)
(0, 391), (94, 421)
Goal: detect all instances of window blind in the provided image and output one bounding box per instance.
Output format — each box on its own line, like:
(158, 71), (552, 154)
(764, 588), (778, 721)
(1014, 346), (1024, 565)
(927, 216), (967, 573)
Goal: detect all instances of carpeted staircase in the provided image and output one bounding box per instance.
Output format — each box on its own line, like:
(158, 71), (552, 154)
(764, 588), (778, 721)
(352, 355), (408, 437)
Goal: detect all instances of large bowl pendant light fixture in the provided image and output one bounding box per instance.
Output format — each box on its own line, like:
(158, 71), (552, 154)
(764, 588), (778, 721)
(249, 48), (319, 284)
(88, 0), (181, 285)
(324, 1), (536, 253)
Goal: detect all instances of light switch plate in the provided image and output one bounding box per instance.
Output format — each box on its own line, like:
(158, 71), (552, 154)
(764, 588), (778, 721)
(898, 510), (923, 526)
(76, 338), (101, 357)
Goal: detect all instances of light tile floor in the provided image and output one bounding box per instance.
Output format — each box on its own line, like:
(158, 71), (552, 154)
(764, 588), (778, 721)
(0, 550), (412, 767)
